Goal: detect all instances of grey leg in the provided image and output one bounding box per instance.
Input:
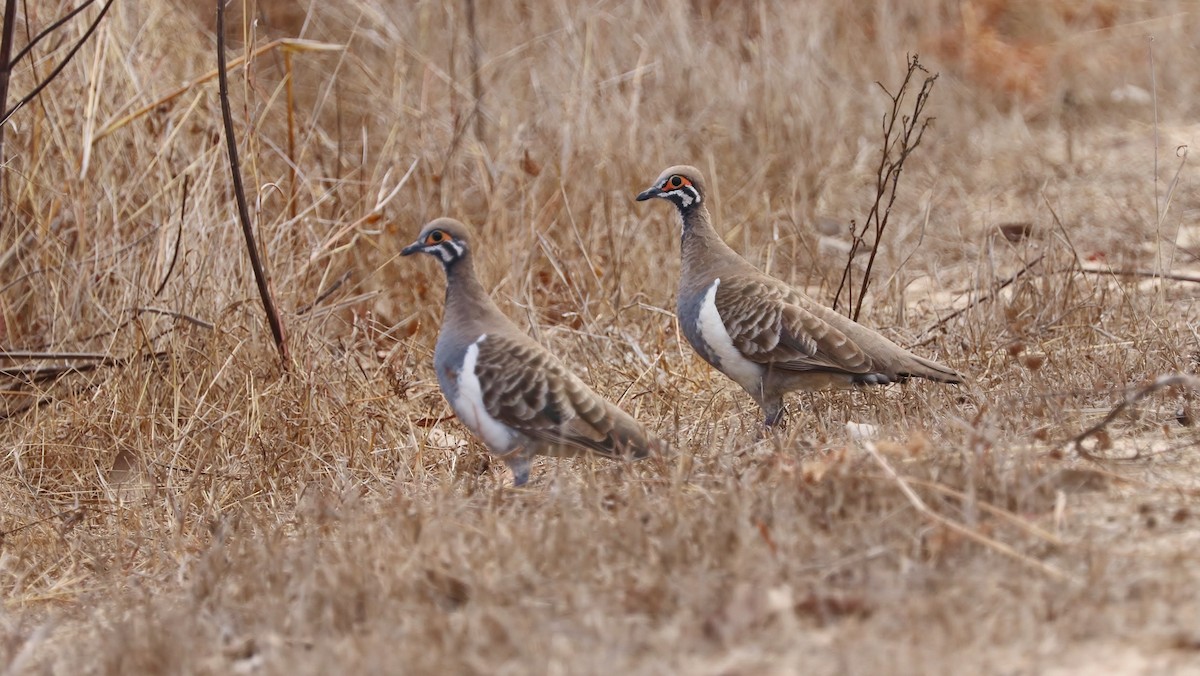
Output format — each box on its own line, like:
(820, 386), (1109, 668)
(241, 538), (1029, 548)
(504, 454), (533, 487)
(762, 400), (786, 428)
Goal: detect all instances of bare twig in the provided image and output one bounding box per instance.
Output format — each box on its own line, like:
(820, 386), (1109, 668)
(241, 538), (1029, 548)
(915, 259), (1200, 349)
(912, 254), (1045, 347)
(0, 506), (87, 538)
(0, 0), (115, 125)
(297, 270), (353, 315)
(10, 1), (95, 66)
(864, 442), (1074, 581)
(833, 55), (938, 321)
(0, 349), (167, 382)
(1068, 373), (1200, 459)
(1148, 37), (1160, 231)
(131, 307), (214, 330)
(284, 48), (298, 220)
(0, 350), (111, 361)
(154, 175), (189, 297)
(216, 0), (289, 367)
(0, 0), (18, 215)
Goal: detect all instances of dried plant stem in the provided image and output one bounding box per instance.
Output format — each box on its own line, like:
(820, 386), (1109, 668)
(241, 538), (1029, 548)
(284, 49), (297, 220)
(863, 442), (1074, 582)
(0, 350), (112, 361)
(216, 0), (289, 367)
(913, 254), (1045, 347)
(1076, 265), (1200, 285)
(885, 474), (1065, 547)
(1069, 373), (1200, 458)
(914, 260), (1200, 349)
(0, 0), (114, 126)
(0, 0), (16, 214)
(91, 38), (340, 144)
(154, 175), (189, 297)
(12, 1), (95, 66)
(832, 54), (937, 321)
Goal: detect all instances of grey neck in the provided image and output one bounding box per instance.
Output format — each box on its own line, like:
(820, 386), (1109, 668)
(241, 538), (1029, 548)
(441, 255), (505, 333)
(679, 205), (751, 288)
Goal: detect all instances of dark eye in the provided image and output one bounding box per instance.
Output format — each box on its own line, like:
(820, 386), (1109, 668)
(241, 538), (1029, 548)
(428, 230), (444, 244)
(669, 175), (683, 188)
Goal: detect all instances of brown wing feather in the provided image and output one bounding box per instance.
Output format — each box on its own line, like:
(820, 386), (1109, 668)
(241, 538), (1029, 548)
(713, 275), (874, 375)
(472, 333), (650, 457)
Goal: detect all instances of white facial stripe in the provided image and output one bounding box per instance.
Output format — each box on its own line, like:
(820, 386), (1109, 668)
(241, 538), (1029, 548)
(435, 240), (464, 263)
(663, 185), (700, 208)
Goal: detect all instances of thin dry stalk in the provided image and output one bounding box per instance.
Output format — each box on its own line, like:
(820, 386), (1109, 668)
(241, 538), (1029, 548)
(863, 441), (1074, 582)
(0, 0), (16, 212)
(882, 474), (1065, 547)
(11, 1), (97, 66)
(284, 49), (297, 220)
(153, 175), (189, 298)
(0, 0), (114, 126)
(913, 254), (1046, 347)
(216, 0), (289, 367)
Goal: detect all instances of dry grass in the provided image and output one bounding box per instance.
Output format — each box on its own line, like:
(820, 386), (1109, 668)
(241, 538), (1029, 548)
(1, 0), (1199, 673)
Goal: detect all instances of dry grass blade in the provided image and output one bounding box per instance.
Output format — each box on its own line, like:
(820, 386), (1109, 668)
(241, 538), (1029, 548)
(90, 38), (342, 144)
(873, 474), (1066, 547)
(863, 442), (1074, 582)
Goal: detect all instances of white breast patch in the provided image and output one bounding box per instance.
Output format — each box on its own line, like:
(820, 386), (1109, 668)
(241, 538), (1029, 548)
(697, 279), (764, 394)
(454, 334), (517, 452)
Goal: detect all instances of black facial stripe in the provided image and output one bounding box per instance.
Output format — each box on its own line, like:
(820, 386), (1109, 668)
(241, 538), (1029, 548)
(663, 184), (701, 209)
(434, 240), (466, 264)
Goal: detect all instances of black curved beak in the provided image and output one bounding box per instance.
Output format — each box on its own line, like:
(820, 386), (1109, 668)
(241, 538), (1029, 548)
(400, 241), (423, 256)
(635, 186), (662, 202)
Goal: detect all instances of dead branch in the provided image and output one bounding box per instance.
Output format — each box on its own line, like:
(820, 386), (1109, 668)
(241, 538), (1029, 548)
(132, 307), (214, 330)
(0, 350), (111, 361)
(216, 0), (289, 367)
(833, 54), (938, 321)
(913, 259), (1199, 349)
(11, 2), (96, 66)
(1069, 373), (1200, 459)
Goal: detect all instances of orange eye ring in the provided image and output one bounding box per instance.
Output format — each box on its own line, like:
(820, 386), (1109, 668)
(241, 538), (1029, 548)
(668, 175), (684, 189)
(425, 230), (445, 245)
